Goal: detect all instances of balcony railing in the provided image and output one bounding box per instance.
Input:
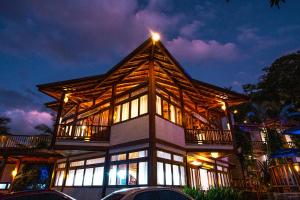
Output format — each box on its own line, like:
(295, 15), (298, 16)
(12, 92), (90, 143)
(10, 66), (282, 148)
(185, 129), (232, 145)
(252, 141), (267, 152)
(0, 134), (51, 149)
(57, 124), (110, 142)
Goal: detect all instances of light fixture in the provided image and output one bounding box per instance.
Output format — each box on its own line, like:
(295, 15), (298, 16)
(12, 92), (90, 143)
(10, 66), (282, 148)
(221, 102), (226, 111)
(81, 125), (87, 130)
(191, 161), (202, 166)
(294, 165), (299, 172)
(64, 94), (70, 103)
(233, 110), (238, 114)
(151, 31), (160, 42)
(12, 169), (17, 177)
(211, 152), (219, 159)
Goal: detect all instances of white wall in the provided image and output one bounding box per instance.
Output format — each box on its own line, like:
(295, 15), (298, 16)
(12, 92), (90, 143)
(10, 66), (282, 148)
(110, 115), (149, 146)
(155, 116), (185, 147)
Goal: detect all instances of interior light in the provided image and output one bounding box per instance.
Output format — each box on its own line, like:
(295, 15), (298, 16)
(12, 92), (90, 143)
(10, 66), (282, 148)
(12, 169), (17, 177)
(211, 152), (219, 159)
(221, 102), (226, 111)
(191, 161), (202, 166)
(234, 110), (238, 114)
(64, 94), (70, 103)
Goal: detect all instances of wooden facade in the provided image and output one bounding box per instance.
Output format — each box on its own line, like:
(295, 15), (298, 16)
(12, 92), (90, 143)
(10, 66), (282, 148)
(1, 36), (249, 198)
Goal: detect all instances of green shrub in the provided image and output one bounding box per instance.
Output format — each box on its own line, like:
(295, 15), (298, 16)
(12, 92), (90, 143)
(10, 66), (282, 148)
(183, 186), (242, 200)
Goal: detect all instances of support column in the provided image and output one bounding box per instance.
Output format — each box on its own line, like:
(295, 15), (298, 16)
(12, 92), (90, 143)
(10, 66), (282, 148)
(61, 157), (69, 192)
(148, 40), (157, 186)
(51, 93), (66, 148)
(0, 155), (8, 181)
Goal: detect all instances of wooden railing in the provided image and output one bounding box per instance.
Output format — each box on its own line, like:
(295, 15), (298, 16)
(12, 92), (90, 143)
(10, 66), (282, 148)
(0, 134), (51, 149)
(57, 124), (110, 142)
(185, 129), (232, 145)
(252, 141), (267, 152)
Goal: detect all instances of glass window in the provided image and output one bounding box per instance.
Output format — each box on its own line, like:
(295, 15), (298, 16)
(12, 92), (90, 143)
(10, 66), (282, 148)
(129, 150), (147, 159)
(117, 164), (127, 185)
(74, 169), (84, 186)
(128, 163), (137, 185)
(156, 96), (162, 115)
(58, 171), (64, 186)
(109, 165), (117, 185)
(111, 153), (126, 161)
(173, 165), (180, 185)
(173, 155), (183, 162)
(165, 164), (172, 185)
(157, 150), (171, 160)
(86, 157), (105, 165)
(113, 105), (121, 123)
(70, 160), (84, 167)
(180, 166), (186, 186)
(93, 167), (104, 186)
(55, 171), (61, 186)
(131, 99), (139, 118)
(170, 105), (176, 123)
(121, 102), (129, 121)
(139, 95), (148, 115)
(138, 162), (148, 185)
(83, 168), (94, 186)
(66, 170), (75, 186)
(157, 162), (164, 185)
(163, 100), (169, 119)
(57, 163), (66, 169)
(200, 169), (209, 190)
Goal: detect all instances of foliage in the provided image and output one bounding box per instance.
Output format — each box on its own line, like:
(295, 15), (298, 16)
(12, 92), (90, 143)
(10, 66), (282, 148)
(234, 126), (252, 156)
(34, 123), (53, 135)
(183, 186), (242, 200)
(266, 128), (284, 154)
(226, 0), (286, 8)
(12, 164), (51, 192)
(0, 117), (10, 135)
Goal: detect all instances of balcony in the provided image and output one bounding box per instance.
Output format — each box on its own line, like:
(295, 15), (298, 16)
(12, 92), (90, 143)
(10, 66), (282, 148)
(185, 129), (232, 145)
(0, 134), (51, 149)
(57, 124), (110, 142)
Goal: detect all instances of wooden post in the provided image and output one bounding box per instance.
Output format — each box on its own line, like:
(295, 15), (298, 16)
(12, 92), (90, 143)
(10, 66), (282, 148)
(51, 93), (66, 148)
(148, 39), (157, 186)
(61, 157), (69, 192)
(0, 155), (8, 181)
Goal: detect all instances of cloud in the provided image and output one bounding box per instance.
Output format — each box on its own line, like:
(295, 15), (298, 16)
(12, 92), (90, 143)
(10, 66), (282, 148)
(3, 109), (53, 135)
(179, 20), (204, 38)
(166, 37), (239, 63)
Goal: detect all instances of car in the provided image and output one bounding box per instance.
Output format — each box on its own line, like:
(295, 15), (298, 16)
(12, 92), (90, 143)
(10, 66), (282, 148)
(0, 190), (76, 200)
(101, 187), (193, 200)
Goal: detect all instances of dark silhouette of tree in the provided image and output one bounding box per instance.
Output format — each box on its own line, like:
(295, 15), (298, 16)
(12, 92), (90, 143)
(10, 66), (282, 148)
(34, 124), (53, 135)
(226, 0), (286, 8)
(0, 117), (10, 135)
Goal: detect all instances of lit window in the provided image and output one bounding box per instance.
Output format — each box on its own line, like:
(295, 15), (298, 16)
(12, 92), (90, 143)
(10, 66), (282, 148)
(200, 169), (209, 190)
(157, 150), (171, 160)
(111, 153), (126, 161)
(58, 171), (64, 186)
(109, 165), (117, 185)
(138, 162), (148, 185)
(121, 102), (129, 121)
(83, 168), (94, 186)
(57, 163), (66, 169)
(163, 100), (169, 119)
(165, 164), (172, 185)
(70, 160), (84, 167)
(66, 170), (75, 186)
(139, 95), (148, 115)
(131, 99), (139, 118)
(113, 105), (121, 123)
(129, 150), (147, 159)
(173, 155), (183, 162)
(157, 162), (164, 185)
(74, 169), (84, 186)
(128, 163), (137, 185)
(156, 96), (162, 115)
(93, 167), (104, 186)
(180, 166), (186, 185)
(117, 164), (127, 185)
(86, 157), (105, 165)
(173, 165), (180, 185)
(176, 107), (182, 125)
(170, 105), (176, 123)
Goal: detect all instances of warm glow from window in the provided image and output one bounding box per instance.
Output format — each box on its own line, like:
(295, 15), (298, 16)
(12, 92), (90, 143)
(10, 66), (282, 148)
(211, 152), (219, 158)
(221, 102), (226, 111)
(64, 94), (70, 103)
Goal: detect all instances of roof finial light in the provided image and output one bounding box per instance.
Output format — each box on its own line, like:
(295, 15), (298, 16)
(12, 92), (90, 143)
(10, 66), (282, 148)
(151, 31), (160, 42)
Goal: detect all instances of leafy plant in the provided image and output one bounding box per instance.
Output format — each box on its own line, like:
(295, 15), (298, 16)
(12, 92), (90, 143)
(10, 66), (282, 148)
(183, 186), (242, 200)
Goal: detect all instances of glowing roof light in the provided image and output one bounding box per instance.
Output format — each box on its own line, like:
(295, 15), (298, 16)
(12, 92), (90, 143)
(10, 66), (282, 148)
(151, 32), (160, 42)
(211, 152), (219, 158)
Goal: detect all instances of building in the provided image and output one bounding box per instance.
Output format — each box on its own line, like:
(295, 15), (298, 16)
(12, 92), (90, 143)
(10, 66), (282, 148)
(0, 34), (248, 199)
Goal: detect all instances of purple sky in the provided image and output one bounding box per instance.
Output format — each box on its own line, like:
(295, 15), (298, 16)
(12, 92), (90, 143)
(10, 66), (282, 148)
(0, 0), (300, 134)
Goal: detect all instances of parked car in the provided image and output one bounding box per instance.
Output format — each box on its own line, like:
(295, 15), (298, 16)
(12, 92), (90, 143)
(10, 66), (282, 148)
(0, 190), (76, 200)
(102, 187), (193, 200)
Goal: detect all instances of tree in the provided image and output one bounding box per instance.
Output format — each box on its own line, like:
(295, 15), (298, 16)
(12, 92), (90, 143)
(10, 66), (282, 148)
(34, 124), (53, 135)
(0, 117), (10, 135)
(226, 0), (286, 8)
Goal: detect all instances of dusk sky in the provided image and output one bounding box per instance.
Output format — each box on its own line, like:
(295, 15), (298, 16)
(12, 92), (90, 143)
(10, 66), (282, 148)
(1, 0), (300, 134)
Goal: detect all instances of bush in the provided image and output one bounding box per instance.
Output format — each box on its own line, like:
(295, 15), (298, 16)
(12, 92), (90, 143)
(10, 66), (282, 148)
(183, 186), (242, 200)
